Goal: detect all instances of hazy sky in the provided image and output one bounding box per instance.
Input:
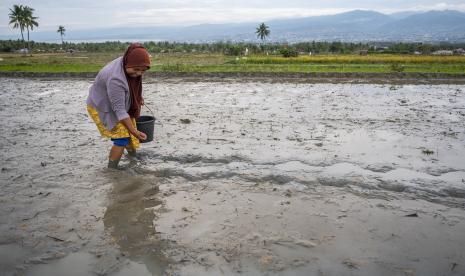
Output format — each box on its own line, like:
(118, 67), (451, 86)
(1, 0), (465, 35)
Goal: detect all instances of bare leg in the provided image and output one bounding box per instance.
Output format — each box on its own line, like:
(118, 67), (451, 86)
(108, 145), (125, 168)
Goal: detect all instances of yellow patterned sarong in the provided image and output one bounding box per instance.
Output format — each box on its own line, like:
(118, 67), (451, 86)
(87, 105), (140, 149)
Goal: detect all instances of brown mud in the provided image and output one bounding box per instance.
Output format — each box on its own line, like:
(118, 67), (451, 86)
(1, 78), (465, 275)
(1, 71), (465, 85)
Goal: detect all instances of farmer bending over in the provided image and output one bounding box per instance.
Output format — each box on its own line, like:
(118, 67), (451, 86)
(86, 43), (150, 169)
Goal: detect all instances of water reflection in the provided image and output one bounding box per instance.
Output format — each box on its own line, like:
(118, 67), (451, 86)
(103, 169), (169, 275)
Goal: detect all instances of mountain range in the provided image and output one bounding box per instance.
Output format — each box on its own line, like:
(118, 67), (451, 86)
(2, 10), (465, 43)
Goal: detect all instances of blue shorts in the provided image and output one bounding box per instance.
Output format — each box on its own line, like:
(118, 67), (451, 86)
(111, 137), (130, 147)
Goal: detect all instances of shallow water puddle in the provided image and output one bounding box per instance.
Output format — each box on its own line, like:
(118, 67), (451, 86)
(26, 252), (95, 276)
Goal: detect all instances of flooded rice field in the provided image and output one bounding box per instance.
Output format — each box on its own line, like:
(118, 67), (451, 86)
(1, 77), (465, 276)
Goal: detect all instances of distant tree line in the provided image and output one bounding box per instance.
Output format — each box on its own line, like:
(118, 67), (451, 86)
(0, 39), (464, 55)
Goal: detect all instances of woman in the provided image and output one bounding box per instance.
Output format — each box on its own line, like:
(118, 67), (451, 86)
(86, 43), (151, 169)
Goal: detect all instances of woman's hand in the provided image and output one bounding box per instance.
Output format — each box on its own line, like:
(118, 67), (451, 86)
(120, 117), (147, 140)
(135, 130), (147, 141)
(141, 99), (145, 106)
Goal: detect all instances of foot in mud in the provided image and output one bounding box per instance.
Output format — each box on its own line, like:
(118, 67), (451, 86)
(108, 159), (120, 169)
(126, 148), (137, 158)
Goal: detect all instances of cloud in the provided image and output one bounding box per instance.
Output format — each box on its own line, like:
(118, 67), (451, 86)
(410, 2), (465, 11)
(372, 1), (465, 13)
(115, 8), (350, 25)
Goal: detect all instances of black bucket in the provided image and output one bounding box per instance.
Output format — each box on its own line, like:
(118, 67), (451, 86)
(136, 115), (155, 143)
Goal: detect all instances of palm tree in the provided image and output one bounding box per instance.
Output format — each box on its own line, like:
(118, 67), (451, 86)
(57, 26), (66, 48)
(255, 23), (270, 54)
(256, 23), (270, 42)
(8, 5), (26, 46)
(23, 6), (39, 52)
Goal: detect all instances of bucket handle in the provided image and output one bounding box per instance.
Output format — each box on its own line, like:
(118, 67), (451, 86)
(143, 103), (155, 117)
(142, 104), (163, 126)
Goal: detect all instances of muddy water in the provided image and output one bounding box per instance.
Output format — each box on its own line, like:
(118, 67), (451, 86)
(0, 78), (464, 275)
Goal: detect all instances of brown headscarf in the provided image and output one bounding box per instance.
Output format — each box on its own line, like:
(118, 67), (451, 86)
(123, 43), (151, 118)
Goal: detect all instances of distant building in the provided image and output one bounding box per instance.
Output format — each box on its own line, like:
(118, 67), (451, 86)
(414, 51), (422, 55)
(432, 50), (453, 55)
(374, 46), (389, 53)
(454, 48), (465, 55)
(359, 50), (368, 56)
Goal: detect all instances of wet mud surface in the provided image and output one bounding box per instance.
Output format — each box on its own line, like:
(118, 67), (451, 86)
(1, 78), (465, 275)
(2, 72), (465, 85)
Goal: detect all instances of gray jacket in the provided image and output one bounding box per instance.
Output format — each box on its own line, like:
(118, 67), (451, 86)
(86, 57), (131, 130)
